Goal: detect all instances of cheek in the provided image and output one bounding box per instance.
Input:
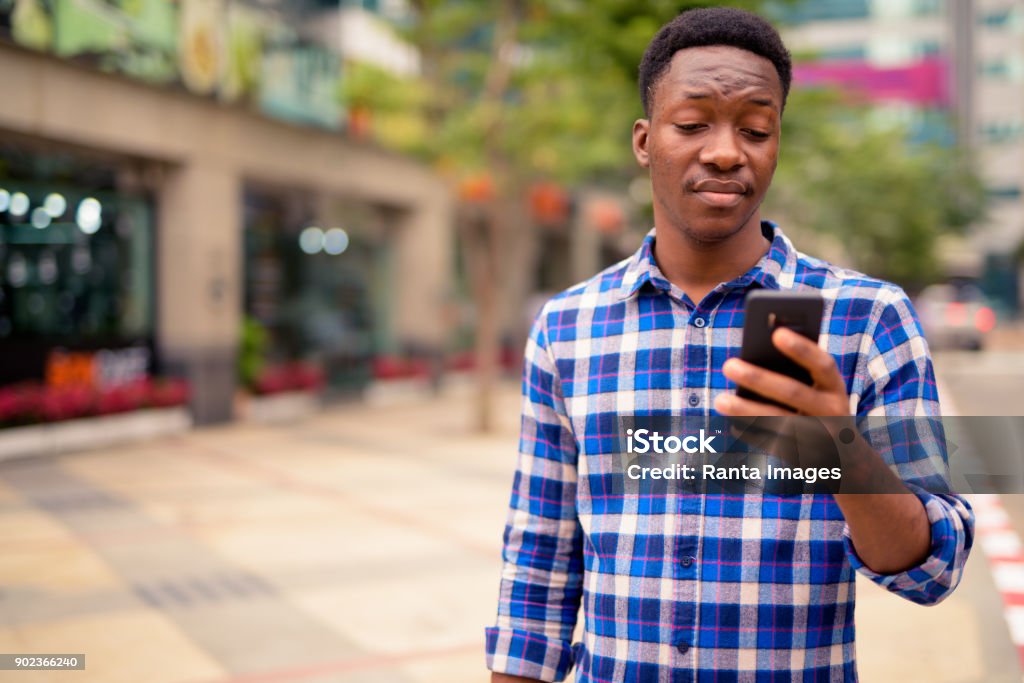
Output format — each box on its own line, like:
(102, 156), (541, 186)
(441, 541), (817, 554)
(756, 148), (779, 177)
(650, 141), (687, 173)
(648, 149), (676, 180)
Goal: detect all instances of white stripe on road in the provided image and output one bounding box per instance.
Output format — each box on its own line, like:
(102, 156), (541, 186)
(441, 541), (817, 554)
(1006, 607), (1024, 648)
(976, 505), (1013, 530)
(994, 563), (1024, 595)
(968, 494), (1024, 681)
(982, 530), (1024, 559)
(940, 379), (1024, 680)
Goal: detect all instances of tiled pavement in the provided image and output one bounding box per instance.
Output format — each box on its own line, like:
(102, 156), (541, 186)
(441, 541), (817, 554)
(0, 382), (1019, 682)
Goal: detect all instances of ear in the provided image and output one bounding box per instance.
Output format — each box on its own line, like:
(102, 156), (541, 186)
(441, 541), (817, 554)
(632, 118), (651, 168)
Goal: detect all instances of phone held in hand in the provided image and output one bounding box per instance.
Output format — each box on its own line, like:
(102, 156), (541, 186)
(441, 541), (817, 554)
(737, 290), (824, 409)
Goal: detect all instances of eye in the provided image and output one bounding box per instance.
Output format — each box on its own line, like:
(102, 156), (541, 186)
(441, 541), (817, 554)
(674, 123), (705, 133)
(743, 129), (771, 139)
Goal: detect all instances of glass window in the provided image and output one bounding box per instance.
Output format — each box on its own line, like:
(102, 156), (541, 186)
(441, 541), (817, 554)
(771, 0), (870, 24)
(0, 142), (155, 385)
(243, 185), (389, 391)
(980, 7), (1014, 27)
(912, 0), (942, 17)
(987, 185), (1023, 200)
(979, 120), (1024, 143)
(818, 45), (868, 61)
(979, 56), (1024, 81)
(980, 59), (1010, 78)
(869, 0), (943, 19)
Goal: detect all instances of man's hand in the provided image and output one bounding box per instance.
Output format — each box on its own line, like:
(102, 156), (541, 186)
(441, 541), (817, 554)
(715, 327), (848, 418)
(714, 327), (852, 472)
(491, 674), (544, 683)
(713, 326), (932, 575)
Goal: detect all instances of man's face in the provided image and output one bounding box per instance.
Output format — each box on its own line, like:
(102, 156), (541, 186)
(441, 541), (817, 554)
(633, 45), (783, 244)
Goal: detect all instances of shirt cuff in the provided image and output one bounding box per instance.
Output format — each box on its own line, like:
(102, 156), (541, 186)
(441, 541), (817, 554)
(485, 626), (576, 682)
(843, 486), (968, 604)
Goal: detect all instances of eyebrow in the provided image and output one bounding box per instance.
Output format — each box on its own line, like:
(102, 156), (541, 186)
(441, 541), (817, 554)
(681, 90), (776, 108)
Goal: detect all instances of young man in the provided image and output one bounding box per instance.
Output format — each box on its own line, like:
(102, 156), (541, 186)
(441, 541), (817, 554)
(486, 7), (974, 682)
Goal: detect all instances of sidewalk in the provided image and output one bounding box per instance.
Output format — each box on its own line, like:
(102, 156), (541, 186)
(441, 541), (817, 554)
(0, 383), (522, 683)
(0, 382), (1017, 682)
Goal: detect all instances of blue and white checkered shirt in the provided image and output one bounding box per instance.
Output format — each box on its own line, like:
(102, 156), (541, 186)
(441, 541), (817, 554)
(486, 222), (974, 682)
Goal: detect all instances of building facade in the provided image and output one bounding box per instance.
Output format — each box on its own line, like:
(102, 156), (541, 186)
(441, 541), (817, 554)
(0, 0), (453, 424)
(779, 0), (1024, 314)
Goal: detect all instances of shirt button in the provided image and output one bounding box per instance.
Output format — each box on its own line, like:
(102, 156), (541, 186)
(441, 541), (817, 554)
(688, 394), (700, 407)
(693, 316), (706, 328)
(676, 641), (690, 655)
(680, 556), (695, 568)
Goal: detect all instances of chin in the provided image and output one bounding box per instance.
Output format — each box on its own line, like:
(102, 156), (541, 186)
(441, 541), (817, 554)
(677, 217), (750, 245)
(654, 196), (762, 246)
(679, 200), (763, 242)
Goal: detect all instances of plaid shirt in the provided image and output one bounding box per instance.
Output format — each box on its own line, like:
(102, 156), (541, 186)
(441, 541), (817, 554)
(486, 222), (974, 682)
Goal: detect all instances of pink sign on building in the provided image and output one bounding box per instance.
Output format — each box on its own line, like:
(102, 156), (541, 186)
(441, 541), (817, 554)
(793, 57), (950, 107)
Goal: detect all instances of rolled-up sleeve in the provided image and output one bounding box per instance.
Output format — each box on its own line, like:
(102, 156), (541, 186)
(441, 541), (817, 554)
(848, 290), (975, 605)
(485, 304), (584, 681)
(844, 485), (973, 604)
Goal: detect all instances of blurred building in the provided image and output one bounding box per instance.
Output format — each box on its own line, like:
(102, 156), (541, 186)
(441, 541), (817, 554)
(779, 0), (1024, 315)
(0, 0), (453, 423)
(969, 1), (1024, 313)
(306, 0), (420, 77)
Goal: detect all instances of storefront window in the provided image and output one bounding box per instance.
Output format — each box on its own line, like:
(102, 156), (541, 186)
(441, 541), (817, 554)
(243, 185), (386, 391)
(0, 141), (155, 385)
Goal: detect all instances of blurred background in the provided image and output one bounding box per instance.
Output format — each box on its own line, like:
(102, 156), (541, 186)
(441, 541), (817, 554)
(1, 1), (1024, 682)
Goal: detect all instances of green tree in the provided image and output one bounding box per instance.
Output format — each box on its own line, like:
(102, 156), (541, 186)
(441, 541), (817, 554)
(765, 88), (987, 289)
(354, 0), (779, 431)
(353, 1), (984, 428)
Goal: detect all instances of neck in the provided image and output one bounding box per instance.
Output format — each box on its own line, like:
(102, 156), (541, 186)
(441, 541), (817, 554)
(652, 216), (771, 305)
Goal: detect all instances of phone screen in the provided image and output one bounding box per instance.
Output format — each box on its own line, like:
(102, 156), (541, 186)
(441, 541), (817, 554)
(736, 291), (824, 409)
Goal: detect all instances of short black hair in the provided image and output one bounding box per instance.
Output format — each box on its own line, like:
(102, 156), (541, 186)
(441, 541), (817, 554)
(638, 7), (792, 117)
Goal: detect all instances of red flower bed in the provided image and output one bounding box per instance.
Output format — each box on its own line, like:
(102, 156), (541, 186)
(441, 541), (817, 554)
(445, 351), (476, 372)
(0, 378), (190, 428)
(371, 355), (430, 380)
(252, 362), (325, 396)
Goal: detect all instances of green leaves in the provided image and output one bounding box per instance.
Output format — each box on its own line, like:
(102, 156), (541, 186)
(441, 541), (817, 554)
(350, 1), (986, 289)
(765, 88), (987, 288)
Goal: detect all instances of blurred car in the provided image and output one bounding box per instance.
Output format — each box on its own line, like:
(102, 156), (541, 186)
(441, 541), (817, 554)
(916, 283), (997, 351)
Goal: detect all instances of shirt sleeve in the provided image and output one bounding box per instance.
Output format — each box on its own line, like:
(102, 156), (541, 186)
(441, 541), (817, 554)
(846, 289), (975, 605)
(485, 304), (584, 681)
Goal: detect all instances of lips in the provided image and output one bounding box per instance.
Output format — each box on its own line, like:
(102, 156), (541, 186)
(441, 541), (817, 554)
(691, 178), (748, 208)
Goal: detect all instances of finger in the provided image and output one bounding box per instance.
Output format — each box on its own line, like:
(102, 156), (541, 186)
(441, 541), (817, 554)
(722, 358), (818, 413)
(715, 391), (793, 417)
(771, 328), (846, 393)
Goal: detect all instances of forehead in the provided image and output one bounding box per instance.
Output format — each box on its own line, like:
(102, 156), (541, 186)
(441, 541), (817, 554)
(655, 45), (782, 109)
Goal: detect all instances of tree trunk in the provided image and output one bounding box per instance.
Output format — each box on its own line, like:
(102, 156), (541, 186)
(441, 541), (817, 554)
(409, 0), (524, 433)
(460, 206), (503, 432)
(470, 0), (523, 433)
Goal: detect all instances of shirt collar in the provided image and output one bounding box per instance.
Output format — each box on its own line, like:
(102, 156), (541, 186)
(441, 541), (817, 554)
(617, 220), (795, 301)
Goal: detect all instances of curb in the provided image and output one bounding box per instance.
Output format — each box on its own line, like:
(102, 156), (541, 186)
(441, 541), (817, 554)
(970, 494), (1024, 680)
(0, 407), (192, 462)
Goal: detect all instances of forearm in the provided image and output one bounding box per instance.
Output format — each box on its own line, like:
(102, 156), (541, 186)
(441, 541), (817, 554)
(833, 435), (931, 574)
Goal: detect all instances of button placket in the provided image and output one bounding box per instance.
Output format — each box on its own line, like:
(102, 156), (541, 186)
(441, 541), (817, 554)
(684, 310), (711, 412)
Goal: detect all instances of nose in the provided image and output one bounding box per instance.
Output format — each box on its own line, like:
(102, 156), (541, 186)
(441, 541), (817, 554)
(698, 127), (745, 171)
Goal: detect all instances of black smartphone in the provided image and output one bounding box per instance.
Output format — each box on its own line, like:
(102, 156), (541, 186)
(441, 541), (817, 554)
(737, 291), (824, 408)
